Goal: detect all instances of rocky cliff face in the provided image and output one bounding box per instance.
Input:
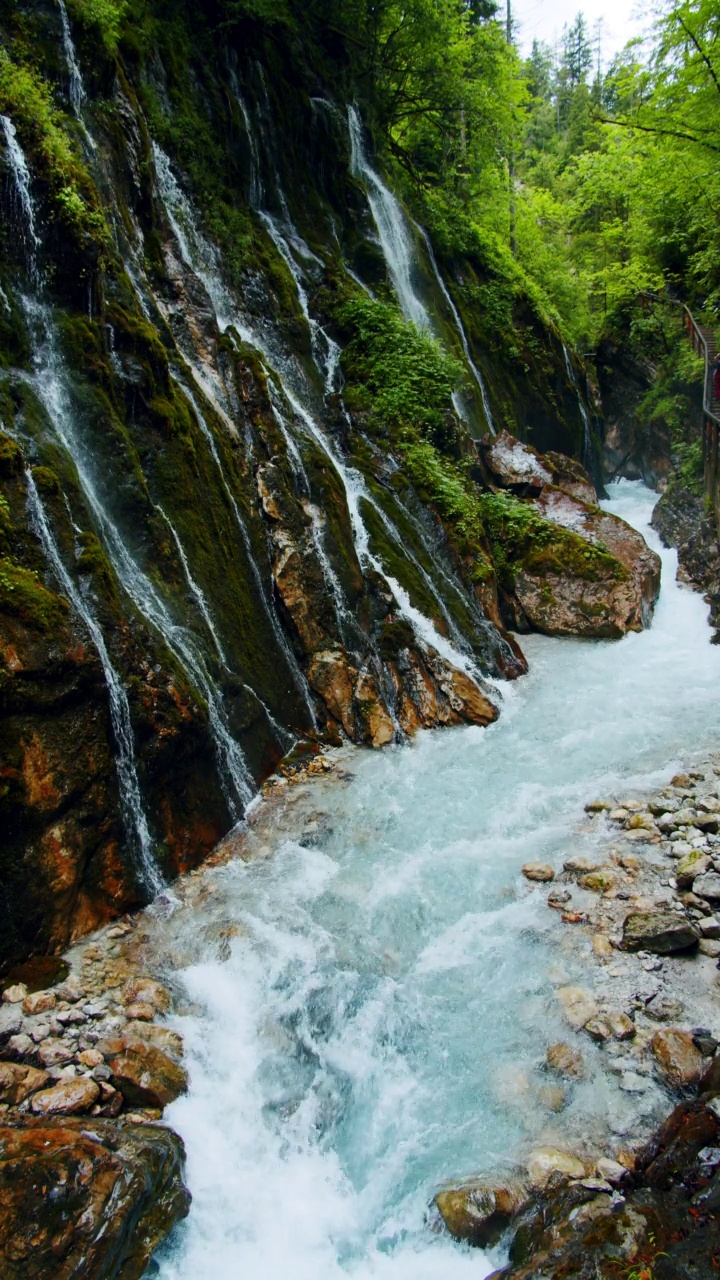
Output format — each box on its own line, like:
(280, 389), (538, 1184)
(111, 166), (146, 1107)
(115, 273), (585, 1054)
(0, 0), (646, 969)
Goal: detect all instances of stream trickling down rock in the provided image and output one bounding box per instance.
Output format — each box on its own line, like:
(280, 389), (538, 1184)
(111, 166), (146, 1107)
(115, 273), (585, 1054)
(152, 481), (720, 1280)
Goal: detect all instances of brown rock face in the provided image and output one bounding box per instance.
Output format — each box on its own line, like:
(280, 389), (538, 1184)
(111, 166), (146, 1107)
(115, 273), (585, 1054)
(108, 1042), (189, 1109)
(0, 1116), (190, 1279)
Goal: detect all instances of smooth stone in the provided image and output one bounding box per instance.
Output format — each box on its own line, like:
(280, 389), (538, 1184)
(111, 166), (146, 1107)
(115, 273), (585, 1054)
(676, 850), (710, 890)
(592, 934), (614, 958)
(650, 1029), (705, 1088)
(556, 986), (599, 1030)
(0, 1061), (50, 1105)
(700, 939), (720, 957)
(121, 978), (171, 1013)
(695, 873), (720, 902)
(37, 1039), (74, 1067)
(434, 1182), (527, 1246)
(22, 991), (56, 1017)
(563, 856), (601, 875)
(545, 1042), (585, 1079)
(595, 1157), (628, 1184)
(521, 863), (555, 883)
(700, 916), (720, 939)
(109, 1043), (188, 1109)
(30, 1077), (100, 1116)
(526, 1148), (586, 1188)
(578, 869), (616, 892)
(621, 911), (700, 953)
(1, 985), (27, 1005)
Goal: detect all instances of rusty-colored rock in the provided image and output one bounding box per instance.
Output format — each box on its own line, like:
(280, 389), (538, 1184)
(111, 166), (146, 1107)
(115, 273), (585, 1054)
(30, 1077), (100, 1115)
(109, 1042), (188, 1109)
(0, 1116), (189, 1279)
(650, 1029), (705, 1089)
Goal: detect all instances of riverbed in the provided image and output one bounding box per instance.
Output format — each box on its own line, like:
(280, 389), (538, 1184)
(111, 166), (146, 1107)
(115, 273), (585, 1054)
(153, 480), (720, 1280)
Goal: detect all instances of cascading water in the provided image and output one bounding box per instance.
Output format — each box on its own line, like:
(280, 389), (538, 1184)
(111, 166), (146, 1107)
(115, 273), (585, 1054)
(564, 343), (594, 467)
(152, 139), (486, 683)
(22, 296), (255, 817)
(57, 0), (85, 112)
(153, 481), (720, 1280)
(1, 114), (41, 281)
(348, 107), (431, 332)
(416, 224), (495, 436)
(25, 471), (162, 896)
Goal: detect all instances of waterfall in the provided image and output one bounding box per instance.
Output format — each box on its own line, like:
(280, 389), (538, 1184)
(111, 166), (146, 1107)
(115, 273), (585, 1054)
(22, 297), (255, 817)
(348, 107), (431, 332)
(152, 140), (491, 682)
(563, 343), (593, 467)
(25, 472), (163, 896)
(57, 0), (85, 111)
(416, 224), (495, 436)
(347, 107), (495, 437)
(155, 505), (229, 669)
(172, 376), (319, 728)
(1, 114), (41, 281)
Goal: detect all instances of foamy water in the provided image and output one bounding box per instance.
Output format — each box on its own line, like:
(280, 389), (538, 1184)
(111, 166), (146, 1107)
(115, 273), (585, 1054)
(154, 482), (720, 1280)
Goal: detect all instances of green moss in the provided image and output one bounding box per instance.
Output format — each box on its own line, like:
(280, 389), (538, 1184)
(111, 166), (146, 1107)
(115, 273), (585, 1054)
(0, 52), (108, 252)
(0, 432), (23, 477)
(478, 490), (628, 589)
(30, 466), (61, 496)
(338, 297), (462, 453)
(0, 557), (70, 633)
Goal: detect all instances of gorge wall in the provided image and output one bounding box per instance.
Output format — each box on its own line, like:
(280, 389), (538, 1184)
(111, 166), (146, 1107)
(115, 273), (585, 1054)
(0, 0), (626, 969)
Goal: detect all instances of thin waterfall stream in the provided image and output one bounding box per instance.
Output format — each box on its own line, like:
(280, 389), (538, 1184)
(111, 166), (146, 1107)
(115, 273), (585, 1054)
(151, 480), (720, 1280)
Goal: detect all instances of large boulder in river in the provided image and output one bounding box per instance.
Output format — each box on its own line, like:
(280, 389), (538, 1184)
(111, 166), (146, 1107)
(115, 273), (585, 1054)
(478, 432), (660, 639)
(435, 1180), (528, 1246)
(621, 911), (700, 953)
(533, 487), (661, 626)
(0, 1116), (190, 1279)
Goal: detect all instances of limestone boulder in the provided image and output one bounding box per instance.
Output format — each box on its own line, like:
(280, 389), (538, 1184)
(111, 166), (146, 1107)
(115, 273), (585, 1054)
(532, 487), (661, 625)
(621, 911), (700, 953)
(0, 1116), (189, 1279)
(435, 1181), (528, 1246)
(481, 430), (553, 494)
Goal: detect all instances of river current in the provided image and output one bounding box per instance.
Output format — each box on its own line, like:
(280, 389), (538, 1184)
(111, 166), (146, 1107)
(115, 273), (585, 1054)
(154, 481), (720, 1280)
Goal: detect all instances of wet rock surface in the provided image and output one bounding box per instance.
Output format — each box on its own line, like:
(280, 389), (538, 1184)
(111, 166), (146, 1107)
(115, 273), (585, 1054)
(0, 1116), (190, 1280)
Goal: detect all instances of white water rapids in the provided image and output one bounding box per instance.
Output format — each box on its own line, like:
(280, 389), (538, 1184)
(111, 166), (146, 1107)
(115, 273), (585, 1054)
(152, 481), (720, 1280)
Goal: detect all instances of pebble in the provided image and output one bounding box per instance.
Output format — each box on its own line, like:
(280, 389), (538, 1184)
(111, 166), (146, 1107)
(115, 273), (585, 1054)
(1, 985), (27, 1005)
(521, 863), (555, 883)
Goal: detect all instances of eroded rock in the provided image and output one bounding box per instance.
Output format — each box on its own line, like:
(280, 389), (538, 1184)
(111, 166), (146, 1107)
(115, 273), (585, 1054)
(0, 1116), (190, 1279)
(435, 1181), (528, 1246)
(621, 911), (700, 953)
